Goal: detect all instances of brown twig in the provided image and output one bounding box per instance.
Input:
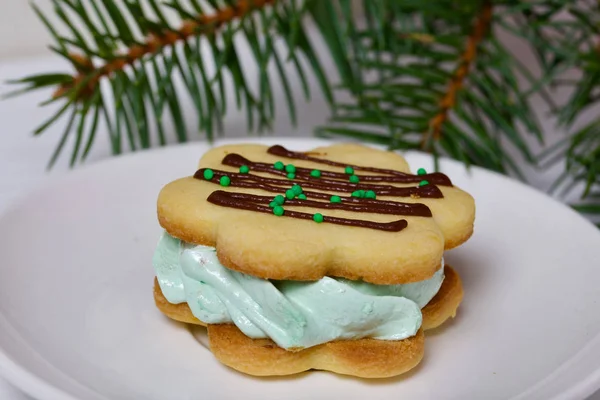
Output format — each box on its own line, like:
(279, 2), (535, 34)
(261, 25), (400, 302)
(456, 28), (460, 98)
(422, 1), (493, 148)
(54, 0), (276, 100)
(398, 32), (436, 44)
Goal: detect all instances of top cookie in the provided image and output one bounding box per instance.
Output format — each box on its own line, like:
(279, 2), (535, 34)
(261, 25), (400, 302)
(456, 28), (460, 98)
(157, 144), (475, 284)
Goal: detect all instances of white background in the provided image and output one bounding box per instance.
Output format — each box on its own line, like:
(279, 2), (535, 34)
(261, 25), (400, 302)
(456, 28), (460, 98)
(0, 1), (598, 399)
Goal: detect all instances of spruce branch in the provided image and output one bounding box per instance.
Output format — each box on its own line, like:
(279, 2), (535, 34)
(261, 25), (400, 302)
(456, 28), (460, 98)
(7, 0), (334, 167)
(423, 0), (492, 147)
(522, 0), (600, 225)
(315, 0), (542, 177)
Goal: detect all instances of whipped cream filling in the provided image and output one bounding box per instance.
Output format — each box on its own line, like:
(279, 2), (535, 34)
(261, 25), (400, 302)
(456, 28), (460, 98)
(153, 232), (445, 349)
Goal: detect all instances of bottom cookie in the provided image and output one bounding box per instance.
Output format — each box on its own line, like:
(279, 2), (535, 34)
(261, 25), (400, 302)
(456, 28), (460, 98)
(153, 265), (463, 378)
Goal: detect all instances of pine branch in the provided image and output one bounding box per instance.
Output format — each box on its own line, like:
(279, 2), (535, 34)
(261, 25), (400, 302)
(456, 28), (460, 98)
(6, 0), (334, 167)
(423, 0), (492, 147)
(523, 0), (600, 225)
(315, 0), (542, 177)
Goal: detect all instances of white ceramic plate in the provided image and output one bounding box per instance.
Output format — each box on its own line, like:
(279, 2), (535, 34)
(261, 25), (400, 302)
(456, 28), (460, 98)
(1, 138), (600, 400)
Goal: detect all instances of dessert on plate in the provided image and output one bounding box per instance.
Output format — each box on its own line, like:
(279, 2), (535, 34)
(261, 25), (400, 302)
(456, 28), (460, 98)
(152, 143), (475, 378)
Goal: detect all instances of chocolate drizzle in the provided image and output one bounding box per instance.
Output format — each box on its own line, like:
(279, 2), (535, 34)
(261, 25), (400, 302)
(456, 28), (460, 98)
(222, 153), (452, 188)
(192, 145), (452, 232)
(194, 167), (443, 199)
(267, 145), (453, 186)
(206, 189), (432, 217)
(208, 191), (409, 232)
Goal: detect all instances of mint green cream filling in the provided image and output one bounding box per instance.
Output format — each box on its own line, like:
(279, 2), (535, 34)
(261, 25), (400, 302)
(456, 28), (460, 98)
(153, 232), (445, 349)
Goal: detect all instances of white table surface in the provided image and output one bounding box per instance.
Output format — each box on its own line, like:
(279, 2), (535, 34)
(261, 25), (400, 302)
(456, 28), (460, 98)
(1, 50), (599, 399)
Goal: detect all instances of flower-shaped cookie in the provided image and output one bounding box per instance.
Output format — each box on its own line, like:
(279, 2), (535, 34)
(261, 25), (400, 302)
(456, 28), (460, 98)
(157, 144), (475, 284)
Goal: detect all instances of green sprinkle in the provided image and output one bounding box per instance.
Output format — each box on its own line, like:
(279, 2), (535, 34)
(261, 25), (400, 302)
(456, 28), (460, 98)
(365, 190), (376, 199)
(330, 195), (341, 203)
(291, 184), (303, 195)
(203, 169), (214, 180)
(310, 169), (321, 178)
(417, 168), (427, 176)
(419, 180), (429, 187)
(239, 165), (250, 174)
(344, 166), (354, 175)
(274, 161), (285, 171)
(351, 190), (362, 198)
(269, 201), (278, 208)
(298, 194), (307, 200)
(274, 195), (285, 205)
(313, 213), (324, 223)
(273, 205), (284, 216)
(219, 176), (231, 187)
(285, 189), (296, 199)
(287, 172), (296, 180)
(349, 175), (360, 184)
(285, 164), (296, 173)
